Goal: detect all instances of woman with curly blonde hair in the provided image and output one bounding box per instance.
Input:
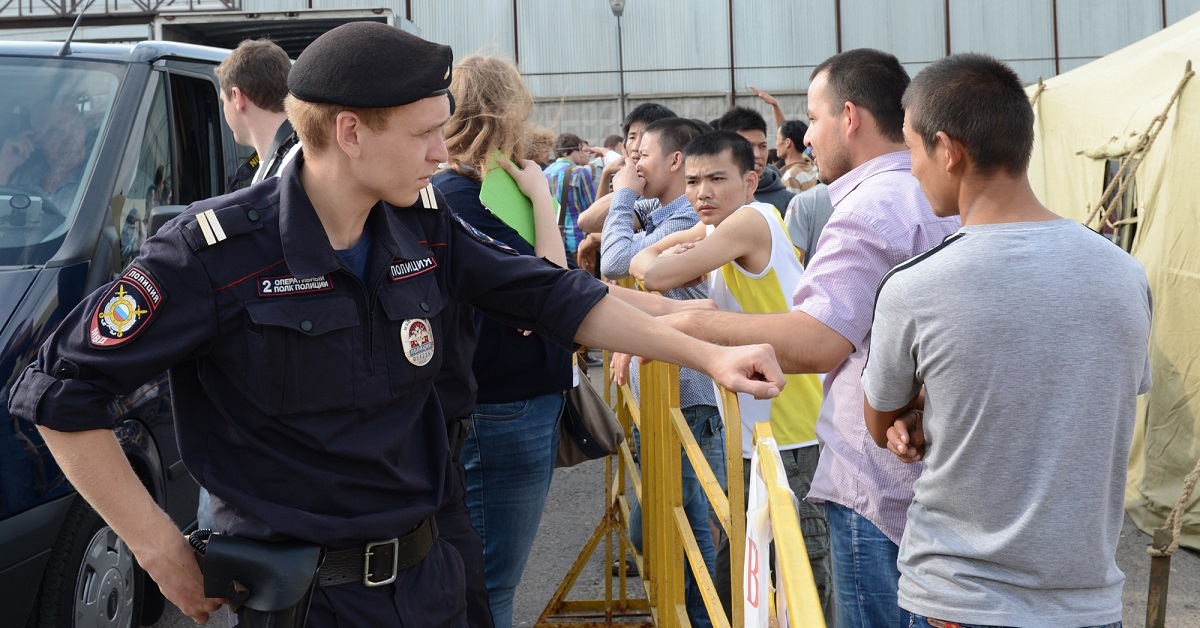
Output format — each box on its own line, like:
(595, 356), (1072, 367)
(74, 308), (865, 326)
(432, 54), (568, 628)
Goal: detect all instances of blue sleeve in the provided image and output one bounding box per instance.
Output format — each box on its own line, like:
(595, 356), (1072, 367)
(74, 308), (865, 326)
(600, 187), (645, 278)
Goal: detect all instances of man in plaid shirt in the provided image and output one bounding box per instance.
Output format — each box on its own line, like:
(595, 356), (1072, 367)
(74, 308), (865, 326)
(544, 133), (596, 259)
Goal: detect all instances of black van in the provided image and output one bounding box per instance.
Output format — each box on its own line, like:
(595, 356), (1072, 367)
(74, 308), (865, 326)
(0, 40), (243, 627)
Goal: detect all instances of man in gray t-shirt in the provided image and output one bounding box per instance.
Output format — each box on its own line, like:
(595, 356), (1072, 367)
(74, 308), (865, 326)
(862, 54), (1152, 628)
(783, 182), (834, 265)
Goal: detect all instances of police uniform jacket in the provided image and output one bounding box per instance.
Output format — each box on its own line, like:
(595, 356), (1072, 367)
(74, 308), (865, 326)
(7, 156), (608, 548)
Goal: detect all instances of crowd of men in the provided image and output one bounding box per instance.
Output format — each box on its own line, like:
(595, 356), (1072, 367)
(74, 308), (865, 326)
(6, 21), (1151, 628)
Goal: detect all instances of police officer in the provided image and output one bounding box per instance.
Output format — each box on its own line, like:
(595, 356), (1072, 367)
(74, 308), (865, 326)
(217, 38), (301, 192)
(7, 23), (785, 626)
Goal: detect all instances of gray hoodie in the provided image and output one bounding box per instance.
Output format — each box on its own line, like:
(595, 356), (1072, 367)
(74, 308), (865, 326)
(754, 166), (796, 216)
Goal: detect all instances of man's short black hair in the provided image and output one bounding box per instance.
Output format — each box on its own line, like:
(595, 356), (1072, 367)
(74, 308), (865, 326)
(642, 117), (708, 156)
(902, 53), (1035, 176)
(811, 48), (909, 143)
(779, 119), (808, 147)
(716, 106), (768, 135)
(621, 103), (676, 137)
(683, 130), (755, 175)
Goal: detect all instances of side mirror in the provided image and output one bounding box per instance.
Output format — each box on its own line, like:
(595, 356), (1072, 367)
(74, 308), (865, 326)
(148, 204), (187, 236)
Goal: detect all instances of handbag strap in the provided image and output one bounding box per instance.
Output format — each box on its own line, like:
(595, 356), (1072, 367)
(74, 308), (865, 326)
(556, 163), (576, 227)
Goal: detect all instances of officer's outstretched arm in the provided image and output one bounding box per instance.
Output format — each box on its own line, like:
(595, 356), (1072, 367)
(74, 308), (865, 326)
(36, 426), (225, 624)
(574, 294), (785, 400)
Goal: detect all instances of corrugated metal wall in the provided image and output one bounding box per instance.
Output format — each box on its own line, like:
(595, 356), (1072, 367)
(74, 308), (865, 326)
(3, 0), (1190, 144)
(411, 1), (1200, 144)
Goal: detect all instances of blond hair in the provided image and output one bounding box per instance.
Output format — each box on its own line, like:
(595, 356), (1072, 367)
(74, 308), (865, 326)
(525, 127), (555, 162)
(284, 95), (393, 154)
(443, 54), (533, 179)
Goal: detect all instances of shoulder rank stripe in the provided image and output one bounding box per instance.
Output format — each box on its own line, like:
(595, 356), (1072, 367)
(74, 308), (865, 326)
(204, 209), (227, 241)
(420, 184), (439, 210)
(195, 209), (228, 246)
(195, 211), (216, 245)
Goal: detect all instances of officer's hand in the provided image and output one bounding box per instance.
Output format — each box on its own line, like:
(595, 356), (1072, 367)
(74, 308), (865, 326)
(139, 532), (225, 624)
(612, 156), (644, 196)
(708, 343), (785, 401)
(499, 157), (554, 206)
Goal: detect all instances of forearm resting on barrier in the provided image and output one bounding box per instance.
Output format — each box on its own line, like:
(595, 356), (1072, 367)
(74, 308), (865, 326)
(576, 295), (785, 400)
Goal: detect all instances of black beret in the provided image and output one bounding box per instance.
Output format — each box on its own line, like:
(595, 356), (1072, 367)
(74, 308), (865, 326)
(289, 22), (454, 108)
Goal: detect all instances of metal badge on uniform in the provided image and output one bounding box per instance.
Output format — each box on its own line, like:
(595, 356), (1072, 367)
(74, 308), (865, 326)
(89, 267), (164, 349)
(402, 318), (435, 366)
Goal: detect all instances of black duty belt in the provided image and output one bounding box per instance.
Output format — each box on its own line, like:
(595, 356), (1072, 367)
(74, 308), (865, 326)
(317, 516), (438, 588)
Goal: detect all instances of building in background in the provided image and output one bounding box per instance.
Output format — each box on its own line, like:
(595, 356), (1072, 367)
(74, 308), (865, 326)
(1, 0), (1196, 143)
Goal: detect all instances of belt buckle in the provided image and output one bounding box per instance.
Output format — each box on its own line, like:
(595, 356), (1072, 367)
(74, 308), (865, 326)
(363, 538), (399, 587)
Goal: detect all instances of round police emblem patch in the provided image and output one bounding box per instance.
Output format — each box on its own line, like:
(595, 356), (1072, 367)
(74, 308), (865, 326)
(89, 267), (164, 349)
(402, 318), (435, 366)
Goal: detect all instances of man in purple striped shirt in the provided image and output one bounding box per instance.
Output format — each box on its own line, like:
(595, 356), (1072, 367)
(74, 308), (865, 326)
(666, 49), (960, 626)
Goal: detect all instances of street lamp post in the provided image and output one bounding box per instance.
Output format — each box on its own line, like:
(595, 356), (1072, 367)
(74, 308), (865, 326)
(609, 0), (626, 120)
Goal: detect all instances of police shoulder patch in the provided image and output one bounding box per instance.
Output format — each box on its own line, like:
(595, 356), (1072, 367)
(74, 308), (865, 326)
(89, 267), (164, 349)
(452, 212), (518, 256)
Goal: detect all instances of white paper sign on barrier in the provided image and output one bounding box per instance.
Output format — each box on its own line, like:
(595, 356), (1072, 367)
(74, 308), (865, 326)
(744, 438), (775, 627)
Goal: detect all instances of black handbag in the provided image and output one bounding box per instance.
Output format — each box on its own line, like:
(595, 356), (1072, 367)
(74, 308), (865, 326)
(556, 363), (624, 468)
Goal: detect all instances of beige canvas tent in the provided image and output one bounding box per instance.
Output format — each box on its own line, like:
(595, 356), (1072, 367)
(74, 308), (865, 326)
(1027, 11), (1200, 549)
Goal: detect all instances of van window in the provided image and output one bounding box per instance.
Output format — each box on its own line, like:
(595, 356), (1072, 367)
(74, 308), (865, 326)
(0, 59), (123, 266)
(170, 73), (224, 205)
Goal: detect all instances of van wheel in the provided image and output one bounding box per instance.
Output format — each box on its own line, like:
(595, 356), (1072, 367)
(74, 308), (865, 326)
(38, 499), (144, 628)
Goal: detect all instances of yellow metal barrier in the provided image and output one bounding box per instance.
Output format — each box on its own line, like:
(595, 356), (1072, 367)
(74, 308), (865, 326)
(752, 423), (826, 628)
(537, 283), (822, 626)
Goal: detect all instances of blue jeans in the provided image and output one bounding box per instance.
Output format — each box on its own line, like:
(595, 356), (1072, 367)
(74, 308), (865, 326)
(461, 391), (565, 628)
(826, 501), (906, 628)
(629, 405), (727, 628)
(910, 614), (1122, 628)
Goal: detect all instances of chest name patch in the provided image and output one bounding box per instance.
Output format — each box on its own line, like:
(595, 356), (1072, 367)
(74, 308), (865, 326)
(257, 274), (334, 297)
(389, 257), (437, 282)
(89, 267), (164, 349)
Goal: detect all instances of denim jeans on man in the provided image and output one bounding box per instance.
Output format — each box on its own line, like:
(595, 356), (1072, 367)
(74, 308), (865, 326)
(909, 614), (1122, 628)
(461, 390), (565, 628)
(826, 501), (906, 628)
(629, 404), (727, 628)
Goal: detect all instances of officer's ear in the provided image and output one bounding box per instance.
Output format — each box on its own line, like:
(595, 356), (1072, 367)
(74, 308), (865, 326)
(228, 86), (246, 112)
(335, 111), (363, 159)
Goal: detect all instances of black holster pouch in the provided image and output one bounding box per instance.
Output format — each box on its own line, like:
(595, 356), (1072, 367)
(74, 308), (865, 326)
(190, 529), (322, 628)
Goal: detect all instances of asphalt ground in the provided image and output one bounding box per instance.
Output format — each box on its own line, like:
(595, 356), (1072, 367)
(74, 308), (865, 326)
(152, 365), (1200, 627)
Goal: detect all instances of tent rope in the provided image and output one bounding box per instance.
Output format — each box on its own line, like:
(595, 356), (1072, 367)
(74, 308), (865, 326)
(1084, 62), (1194, 231)
(1148, 455), (1200, 557)
(1030, 77), (1046, 107)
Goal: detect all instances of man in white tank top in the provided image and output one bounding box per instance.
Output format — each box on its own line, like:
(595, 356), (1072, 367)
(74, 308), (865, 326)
(630, 130), (831, 620)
